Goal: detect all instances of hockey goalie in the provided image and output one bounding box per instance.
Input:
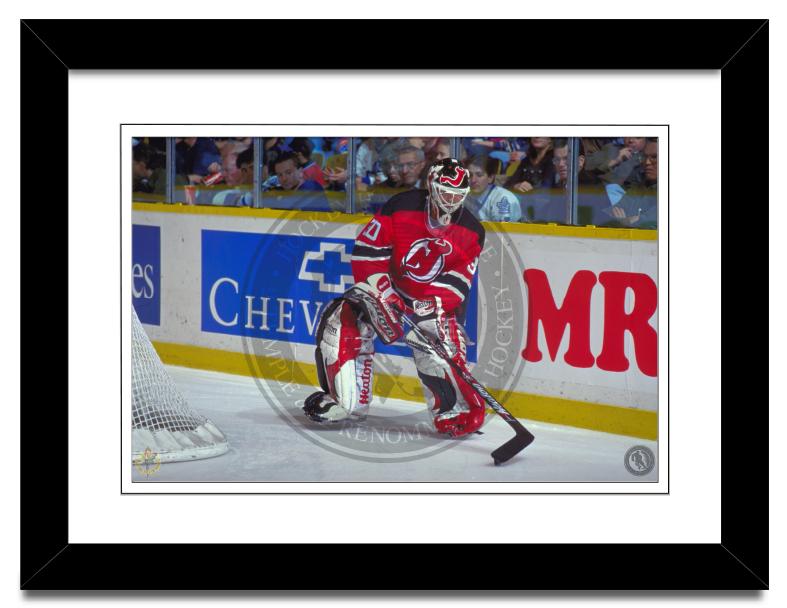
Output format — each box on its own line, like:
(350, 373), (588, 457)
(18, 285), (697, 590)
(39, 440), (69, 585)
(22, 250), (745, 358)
(303, 158), (487, 438)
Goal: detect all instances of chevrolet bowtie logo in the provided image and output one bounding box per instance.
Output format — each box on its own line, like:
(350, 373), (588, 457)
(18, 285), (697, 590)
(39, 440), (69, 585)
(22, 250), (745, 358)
(298, 242), (355, 293)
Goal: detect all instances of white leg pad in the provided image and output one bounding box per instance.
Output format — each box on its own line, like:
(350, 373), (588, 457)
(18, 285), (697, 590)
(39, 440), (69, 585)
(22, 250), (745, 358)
(318, 303), (376, 420)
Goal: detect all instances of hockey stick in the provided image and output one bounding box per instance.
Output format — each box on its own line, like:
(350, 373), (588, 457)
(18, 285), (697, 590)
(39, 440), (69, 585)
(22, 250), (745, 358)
(394, 308), (534, 466)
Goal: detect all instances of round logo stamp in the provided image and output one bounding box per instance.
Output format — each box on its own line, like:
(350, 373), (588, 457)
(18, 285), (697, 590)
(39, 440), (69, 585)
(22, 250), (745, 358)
(230, 192), (529, 464)
(624, 445), (656, 476)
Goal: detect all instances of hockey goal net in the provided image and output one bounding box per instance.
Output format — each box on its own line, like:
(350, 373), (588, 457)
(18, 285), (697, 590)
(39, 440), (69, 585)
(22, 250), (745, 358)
(132, 305), (228, 463)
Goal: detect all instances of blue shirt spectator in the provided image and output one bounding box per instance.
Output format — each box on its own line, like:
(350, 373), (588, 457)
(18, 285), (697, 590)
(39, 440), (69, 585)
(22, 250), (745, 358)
(262, 151), (337, 212)
(185, 137), (226, 176)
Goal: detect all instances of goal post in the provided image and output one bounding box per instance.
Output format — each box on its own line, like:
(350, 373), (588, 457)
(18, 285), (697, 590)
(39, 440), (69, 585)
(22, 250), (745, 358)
(131, 305), (229, 463)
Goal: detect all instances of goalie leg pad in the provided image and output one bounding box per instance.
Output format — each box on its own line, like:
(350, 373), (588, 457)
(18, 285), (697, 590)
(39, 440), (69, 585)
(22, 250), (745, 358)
(310, 300), (375, 422)
(314, 347), (330, 394)
(412, 313), (485, 437)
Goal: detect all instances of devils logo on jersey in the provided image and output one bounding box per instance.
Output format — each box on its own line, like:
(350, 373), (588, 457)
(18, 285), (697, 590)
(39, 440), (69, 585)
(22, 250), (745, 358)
(402, 238), (453, 283)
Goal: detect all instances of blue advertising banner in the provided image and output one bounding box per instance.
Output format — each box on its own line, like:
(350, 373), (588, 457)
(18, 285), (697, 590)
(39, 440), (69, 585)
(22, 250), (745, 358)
(201, 229), (477, 362)
(132, 224), (160, 325)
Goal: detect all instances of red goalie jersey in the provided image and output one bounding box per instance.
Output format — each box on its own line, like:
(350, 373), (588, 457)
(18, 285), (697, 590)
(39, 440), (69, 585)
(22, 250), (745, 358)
(351, 189), (485, 316)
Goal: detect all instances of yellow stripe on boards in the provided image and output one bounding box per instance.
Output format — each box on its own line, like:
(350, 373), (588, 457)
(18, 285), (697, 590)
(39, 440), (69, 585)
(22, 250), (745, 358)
(132, 201), (370, 224)
(480, 221), (657, 241)
(132, 202), (657, 240)
(151, 341), (657, 441)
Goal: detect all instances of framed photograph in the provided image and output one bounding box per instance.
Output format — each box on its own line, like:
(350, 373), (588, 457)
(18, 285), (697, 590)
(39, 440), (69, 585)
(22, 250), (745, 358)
(20, 18), (767, 592)
(122, 125), (666, 492)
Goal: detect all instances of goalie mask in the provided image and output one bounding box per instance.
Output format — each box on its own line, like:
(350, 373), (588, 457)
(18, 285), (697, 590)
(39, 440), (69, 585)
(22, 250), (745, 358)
(426, 158), (470, 228)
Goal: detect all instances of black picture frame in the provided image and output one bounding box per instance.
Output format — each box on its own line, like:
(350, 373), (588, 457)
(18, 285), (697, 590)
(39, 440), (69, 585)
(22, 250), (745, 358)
(20, 19), (767, 591)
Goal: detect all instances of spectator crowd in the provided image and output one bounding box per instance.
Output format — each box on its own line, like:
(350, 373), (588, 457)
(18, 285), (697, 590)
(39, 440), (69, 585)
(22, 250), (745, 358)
(132, 135), (657, 229)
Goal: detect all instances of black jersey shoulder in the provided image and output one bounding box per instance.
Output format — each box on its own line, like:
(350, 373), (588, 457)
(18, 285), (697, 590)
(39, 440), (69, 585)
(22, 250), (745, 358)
(456, 206), (486, 250)
(378, 188), (427, 217)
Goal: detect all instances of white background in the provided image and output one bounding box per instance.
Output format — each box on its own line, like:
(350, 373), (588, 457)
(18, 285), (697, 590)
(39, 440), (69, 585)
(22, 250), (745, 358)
(3, 1), (779, 606)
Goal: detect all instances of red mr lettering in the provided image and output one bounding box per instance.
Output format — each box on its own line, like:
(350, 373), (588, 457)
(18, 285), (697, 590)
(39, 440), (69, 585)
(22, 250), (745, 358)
(596, 271), (658, 378)
(520, 269), (658, 377)
(521, 269), (596, 368)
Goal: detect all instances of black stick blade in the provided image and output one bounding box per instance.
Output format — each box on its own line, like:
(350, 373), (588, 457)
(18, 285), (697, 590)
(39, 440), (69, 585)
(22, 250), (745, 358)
(491, 428), (535, 466)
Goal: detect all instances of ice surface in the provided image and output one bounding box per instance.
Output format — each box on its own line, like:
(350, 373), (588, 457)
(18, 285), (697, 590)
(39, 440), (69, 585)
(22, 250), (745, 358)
(131, 365), (658, 484)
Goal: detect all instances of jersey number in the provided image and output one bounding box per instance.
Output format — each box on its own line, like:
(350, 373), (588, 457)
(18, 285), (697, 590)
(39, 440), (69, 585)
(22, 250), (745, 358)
(468, 256), (478, 275)
(362, 219), (382, 242)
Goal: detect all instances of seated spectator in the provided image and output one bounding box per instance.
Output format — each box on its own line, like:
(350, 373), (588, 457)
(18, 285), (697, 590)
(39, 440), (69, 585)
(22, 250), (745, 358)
(212, 147), (254, 207)
(421, 137), (442, 162)
(601, 139), (658, 229)
(237, 146), (254, 188)
(503, 137), (556, 194)
(220, 140), (249, 160)
(363, 143), (406, 215)
(466, 137), (529, 165)
(132, 142), (187, 196)
(289, 137), (327, 187)
(265, 151), (338, 212)
(549, 139), (613, 226)
(463, 154), (522, 223)
(175, 137), (197, 179)
(583, 137), (646, 195)
(373, 140), (398, 174)
(320, 137), (337, 155)
(423, 138), (451, 165)
(274, 151), (321, 193)
(262, 137), (286, 181)
(196, 152), (247, 206)
(355, 138), (387, 192)
(434, 139), (452, 162)
(373, 143), (404, 189)
(185, 137), (229, 178)
(396, 145), (426, 189)
(579, 138), (605, 156)
(323, 138), (348, 193)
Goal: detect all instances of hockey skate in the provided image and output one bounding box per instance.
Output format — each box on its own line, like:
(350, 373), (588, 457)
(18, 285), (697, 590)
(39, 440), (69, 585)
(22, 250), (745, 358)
(303, 391), (367, 424)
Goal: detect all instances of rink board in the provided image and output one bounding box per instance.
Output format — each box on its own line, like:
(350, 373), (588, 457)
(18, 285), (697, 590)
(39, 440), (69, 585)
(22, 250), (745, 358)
(132, 203), (659, 440)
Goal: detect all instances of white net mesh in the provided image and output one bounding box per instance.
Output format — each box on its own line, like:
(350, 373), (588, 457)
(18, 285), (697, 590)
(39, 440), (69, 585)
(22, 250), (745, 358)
(132, 305), (228, 463)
